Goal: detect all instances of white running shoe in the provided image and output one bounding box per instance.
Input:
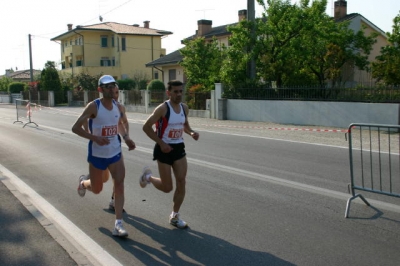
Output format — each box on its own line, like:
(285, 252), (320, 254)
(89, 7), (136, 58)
(77, 175), (88, 197)
(139, 166), (152, 188)
(112, 222), (128, 237)
(169, 213), (188, 229)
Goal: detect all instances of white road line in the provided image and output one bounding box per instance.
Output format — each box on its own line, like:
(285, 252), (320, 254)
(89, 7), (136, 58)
(0, 164), (122, 266)
(6, 122), (400, 260)
(136, 146), (400, 214)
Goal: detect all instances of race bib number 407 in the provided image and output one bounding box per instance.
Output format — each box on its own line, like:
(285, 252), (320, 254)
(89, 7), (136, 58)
(168, 128), (183, 139)
(102, 125), (118, 137)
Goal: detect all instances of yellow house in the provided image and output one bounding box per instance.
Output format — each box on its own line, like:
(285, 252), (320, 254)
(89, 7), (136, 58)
(51, 21), (172, 81)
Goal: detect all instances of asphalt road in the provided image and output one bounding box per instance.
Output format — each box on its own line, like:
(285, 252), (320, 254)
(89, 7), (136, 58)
(0, 104), (399, 266)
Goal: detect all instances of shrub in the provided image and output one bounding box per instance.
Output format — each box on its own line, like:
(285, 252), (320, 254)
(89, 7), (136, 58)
(9, 82), (25, 93)
(147, 79), (165, 91)
(117, 79), (136, 90)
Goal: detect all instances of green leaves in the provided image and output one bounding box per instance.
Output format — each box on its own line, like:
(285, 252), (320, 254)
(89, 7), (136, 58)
(372, 12), (400, 85)
(40, 61), (62, 92)
(180, 0), (382, 88)
(180, 37), (224, 91)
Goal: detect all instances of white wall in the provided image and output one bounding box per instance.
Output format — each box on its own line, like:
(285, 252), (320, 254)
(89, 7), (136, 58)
(226, 100), (399, 128)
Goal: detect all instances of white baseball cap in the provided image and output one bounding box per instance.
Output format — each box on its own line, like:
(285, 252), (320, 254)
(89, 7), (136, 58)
(98, 75), (116, 86)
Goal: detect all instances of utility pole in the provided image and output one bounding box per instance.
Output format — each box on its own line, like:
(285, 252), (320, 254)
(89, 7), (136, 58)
(28, 34), (33, 82)
(247, 0), (256, 80)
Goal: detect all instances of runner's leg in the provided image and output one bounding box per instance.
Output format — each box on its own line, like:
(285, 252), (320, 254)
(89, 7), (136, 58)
(108, 159), (125, 220)
(151, 161), (173, 193)
(82, 163), (105, 194)
(171, 157), (187, 213)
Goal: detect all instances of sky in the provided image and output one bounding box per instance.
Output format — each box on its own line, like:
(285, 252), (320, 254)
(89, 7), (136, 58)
(0, 0), (399, 73)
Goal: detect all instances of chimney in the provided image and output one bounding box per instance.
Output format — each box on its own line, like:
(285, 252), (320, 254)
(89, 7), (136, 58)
(67, 24), (73, 31)
(238, 9), (247, 21)
(143, 21), (150, 28)
(334, 0), (347, 19)
(197, 20), (212, 37)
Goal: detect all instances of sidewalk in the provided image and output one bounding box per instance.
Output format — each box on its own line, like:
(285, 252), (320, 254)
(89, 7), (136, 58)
(0, 177), (82, 266)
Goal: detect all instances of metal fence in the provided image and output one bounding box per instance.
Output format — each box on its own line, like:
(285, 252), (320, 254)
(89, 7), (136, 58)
(345, 123), (400, 218)
(125, 90), (143, 106)
(149, 91), (167, 106)
(13, 99), (39, 128)
(224, 87), (400, 103)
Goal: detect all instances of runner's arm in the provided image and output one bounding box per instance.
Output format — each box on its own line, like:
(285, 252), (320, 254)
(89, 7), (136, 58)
(182, 104), (199, 140)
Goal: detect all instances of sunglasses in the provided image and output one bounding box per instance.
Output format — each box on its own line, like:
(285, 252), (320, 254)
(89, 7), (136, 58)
(101, 83), (116, 89)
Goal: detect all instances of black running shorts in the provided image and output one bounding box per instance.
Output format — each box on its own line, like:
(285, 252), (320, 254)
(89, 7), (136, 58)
(153, 143), (186, 165)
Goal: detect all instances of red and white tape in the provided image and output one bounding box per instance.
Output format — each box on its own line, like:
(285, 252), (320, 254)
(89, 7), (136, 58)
(200, 124), (348, 133)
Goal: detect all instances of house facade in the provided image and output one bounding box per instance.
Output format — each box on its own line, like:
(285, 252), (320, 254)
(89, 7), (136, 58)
(147, 1), (389, 87)
(51, 21), (172, 82)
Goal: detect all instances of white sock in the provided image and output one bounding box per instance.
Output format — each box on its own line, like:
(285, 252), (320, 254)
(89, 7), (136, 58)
(171, 211), (179, 217)
(115, 219), (122, 226)
(145, 174), (151, 181)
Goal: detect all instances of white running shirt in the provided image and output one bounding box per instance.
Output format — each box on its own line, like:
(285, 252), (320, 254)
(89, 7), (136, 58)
(89, 99), (121, 158)
(158, 101), (185, 144)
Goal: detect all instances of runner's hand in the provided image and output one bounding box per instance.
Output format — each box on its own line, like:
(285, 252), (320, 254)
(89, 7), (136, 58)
(191, 131), (199, 141)
(125, 138), (136, 151)
(160, 142), (173, 153)
(94, 136), (110, 146)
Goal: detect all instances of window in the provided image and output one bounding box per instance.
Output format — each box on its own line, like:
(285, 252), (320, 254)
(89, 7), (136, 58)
(169, 69), (176, 81)
(76, 60), (82, 66)
(154, 72), (159, 79)
(100, 57), (111, 66)
(111, 36), (115, 47)
(101, 36), (108, 47)
(121, 37), (126, 51)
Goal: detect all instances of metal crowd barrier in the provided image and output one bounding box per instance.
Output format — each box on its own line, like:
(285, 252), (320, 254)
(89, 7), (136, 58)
(345, 123), (400, 218)
(13, 99), (39, 128)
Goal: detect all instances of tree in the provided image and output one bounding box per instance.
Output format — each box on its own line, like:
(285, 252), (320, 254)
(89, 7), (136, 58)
(372, 12), (400, 85)
(223, 0), (376, 88)
(254, 0), (317, 87)
(221, 20), (257, 89)
(0, 76), (13, 92)
(74, 72), (102, 91)
(180, 37), (224, 91)
(40, 61), (62, 92)
(131, 71), (149, 90)
(117, 79), (136, 90)
(300, 11), (377, 87)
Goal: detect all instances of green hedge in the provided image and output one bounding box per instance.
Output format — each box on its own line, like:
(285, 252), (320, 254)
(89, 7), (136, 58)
(9, 82), (26, 93)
